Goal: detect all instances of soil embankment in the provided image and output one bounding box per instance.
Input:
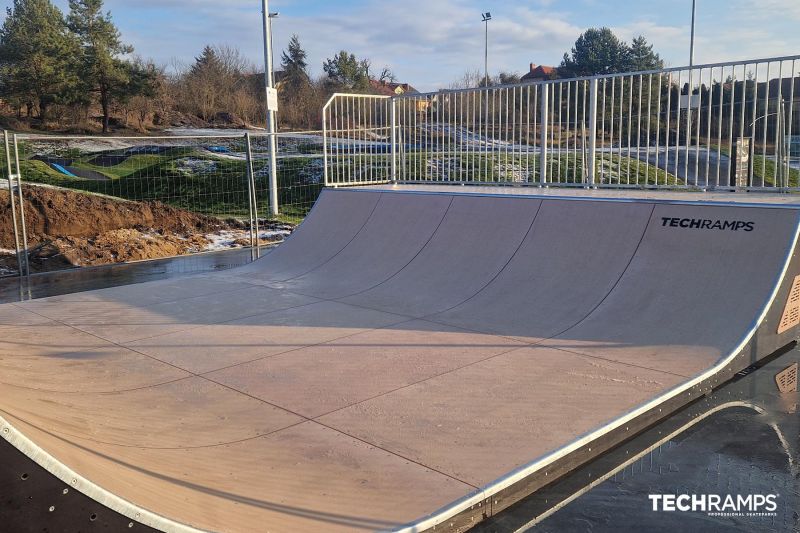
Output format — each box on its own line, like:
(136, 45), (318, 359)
(0, 186), (289, 274)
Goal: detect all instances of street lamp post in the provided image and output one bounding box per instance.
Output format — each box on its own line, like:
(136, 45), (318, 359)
(481, 12), (491, 86)
(689, 0), (696, 67)
(261, 0), (278, 216)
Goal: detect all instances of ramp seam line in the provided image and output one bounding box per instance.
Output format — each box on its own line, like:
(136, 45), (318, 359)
(417, 201), (543, 320)
(1, 415), (399, 531)
(271, 191), (384, 282)
(9, 278), (267, 318)
(536, 203), (657, 343)
(325, 195), (456, 300)
(4, 302), (483, 485)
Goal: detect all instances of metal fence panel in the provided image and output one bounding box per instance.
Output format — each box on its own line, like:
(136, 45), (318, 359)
(322, 93), (394, 186)
(323, 55), (800, 191)
(0, 131), (326, 277)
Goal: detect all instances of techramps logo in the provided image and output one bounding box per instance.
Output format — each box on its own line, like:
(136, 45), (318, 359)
(661, 217), (755, 231)
(648, 493), (779, 517)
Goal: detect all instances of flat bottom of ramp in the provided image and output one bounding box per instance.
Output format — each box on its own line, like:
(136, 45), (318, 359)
(0, 283), (694, 531)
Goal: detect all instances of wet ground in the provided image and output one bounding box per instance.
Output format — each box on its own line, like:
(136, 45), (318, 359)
(479, 347), (800, 533)
(0, 247), (256, 304)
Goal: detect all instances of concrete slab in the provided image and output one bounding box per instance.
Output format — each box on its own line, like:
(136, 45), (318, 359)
(0, 305), (56, 326)
(126, 301), (411, 374)
(0, 324), (111, 357)
(5, 416), (475, 532)
(64, 286), (319, 344)
(318, 346), (685, 487)
(207, 319), (526, 418)
(0, 344), (190, 393)
(0, 377), (302, 448)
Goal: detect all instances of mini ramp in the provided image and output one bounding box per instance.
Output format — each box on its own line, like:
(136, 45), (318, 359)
(1, 185), (800, 532)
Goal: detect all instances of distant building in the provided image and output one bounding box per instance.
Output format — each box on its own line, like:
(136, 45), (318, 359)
(369, 80), (419, 96)
(521, 63), (558, 82)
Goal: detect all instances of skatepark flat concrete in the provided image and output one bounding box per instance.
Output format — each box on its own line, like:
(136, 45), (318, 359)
(2, 186), (800, 532)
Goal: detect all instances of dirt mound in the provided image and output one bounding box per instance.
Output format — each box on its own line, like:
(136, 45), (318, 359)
(0, 185), (264, 275)
(0, 186), (227, 248)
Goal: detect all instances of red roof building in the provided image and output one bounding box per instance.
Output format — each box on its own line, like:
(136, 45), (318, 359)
(521, 63), (558, 82)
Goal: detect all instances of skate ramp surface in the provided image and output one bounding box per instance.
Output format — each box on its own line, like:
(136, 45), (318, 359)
(1, 186), (800, 532)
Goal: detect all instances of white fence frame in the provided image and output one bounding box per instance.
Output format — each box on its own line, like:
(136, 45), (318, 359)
(323, 54), (800, 191)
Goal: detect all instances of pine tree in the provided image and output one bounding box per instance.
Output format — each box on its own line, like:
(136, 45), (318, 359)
(191, 46), (224, 78)
(559, 27), (632, 77)
(323, 50), (370, 92)
(0, 0), (78, 119)
(280, 34), (309, 91)
(67, 0), (133, 133)
(629, 36), (664, 71)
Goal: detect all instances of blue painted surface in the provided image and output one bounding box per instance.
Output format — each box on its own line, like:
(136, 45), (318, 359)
(51, 163), (77, 177)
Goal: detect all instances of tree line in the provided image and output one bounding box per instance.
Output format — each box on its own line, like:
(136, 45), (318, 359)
(0, 0), (400, 133)
(1, 1), (665, 135)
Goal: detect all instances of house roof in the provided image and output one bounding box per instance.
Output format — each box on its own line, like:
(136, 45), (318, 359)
(521, 63), (557, 81)
(369, 79), (418, 96)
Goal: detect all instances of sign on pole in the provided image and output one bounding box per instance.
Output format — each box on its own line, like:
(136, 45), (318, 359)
(266, 87), (279, 113)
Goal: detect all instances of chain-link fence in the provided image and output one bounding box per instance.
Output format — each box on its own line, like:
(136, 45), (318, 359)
(1, 130), (325, 278)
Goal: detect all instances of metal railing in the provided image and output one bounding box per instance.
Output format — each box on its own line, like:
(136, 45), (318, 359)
(322, 93), (394, 187)
(323, 55), (800, 191)
(1, 130), (326, 277)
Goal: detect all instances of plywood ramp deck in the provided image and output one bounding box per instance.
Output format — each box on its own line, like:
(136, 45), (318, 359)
(2, 187), (800, 532)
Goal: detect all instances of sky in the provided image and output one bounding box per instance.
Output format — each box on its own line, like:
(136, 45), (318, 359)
(4, 0), (800, 92)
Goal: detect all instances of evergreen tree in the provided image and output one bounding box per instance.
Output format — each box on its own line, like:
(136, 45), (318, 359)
(186, 45), (226, 121)
(629, 35), (664, 71)
(191, 46), (224, 78)
(0, 0), (78, 119)
(559, 27), (632, 77)
(280, 34), (309, 91)
(323, 50), (370, 92)
(67, 0), (133, 133)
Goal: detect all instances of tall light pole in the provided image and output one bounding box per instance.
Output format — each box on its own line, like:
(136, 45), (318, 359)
(481, 12), (491, 86)
(261, 0), (278, 216)
(689, 0), (696, 67)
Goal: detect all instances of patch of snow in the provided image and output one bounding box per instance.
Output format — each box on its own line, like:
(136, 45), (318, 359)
(0, 248), (17, 254)
(175, 157), (218, 175)
(203, 228), (291, 252)
(165, 128), (253, 136)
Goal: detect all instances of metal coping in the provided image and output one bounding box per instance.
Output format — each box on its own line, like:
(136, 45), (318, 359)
(336, 184), (800, 211)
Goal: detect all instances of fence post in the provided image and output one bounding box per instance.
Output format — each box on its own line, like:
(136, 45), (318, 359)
(587, 78), (598, 188)
(244, 133), (259, 259)
(390, 99), (398, 183)
(11, 134), (29, 277)
(267, 130), (279, 217)
(322, 102), (329, 187)
(3, 131), (22, 277)
(540, 84), (549, 186)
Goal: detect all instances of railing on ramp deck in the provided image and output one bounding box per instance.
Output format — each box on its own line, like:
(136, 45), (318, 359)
(323, 55), (800, 191)
(322, 93), (395, 187)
